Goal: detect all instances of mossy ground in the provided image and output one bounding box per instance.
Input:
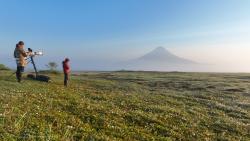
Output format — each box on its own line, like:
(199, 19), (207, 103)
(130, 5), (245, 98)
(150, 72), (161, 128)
(0, 71), (249, 140)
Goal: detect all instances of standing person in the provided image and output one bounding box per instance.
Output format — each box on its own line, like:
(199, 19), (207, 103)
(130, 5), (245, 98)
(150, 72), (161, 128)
(62, 58), (70, 87)
(14, 41), (31, 83)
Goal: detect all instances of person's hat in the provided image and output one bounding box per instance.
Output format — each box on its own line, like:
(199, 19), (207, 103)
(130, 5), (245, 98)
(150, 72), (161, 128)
(18, 41), (24, 45)
(65, 58), (70, 62)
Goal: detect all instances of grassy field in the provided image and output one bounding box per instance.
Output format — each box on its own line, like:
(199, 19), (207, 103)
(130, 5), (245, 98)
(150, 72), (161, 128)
(0, 70), (249, 140)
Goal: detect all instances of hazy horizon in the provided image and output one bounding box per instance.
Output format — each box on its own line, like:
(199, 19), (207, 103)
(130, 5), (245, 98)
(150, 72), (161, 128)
(0, 0), (250, 72)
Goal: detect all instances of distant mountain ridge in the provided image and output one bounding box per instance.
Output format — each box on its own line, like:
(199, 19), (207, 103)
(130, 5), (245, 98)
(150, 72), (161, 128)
(71, 47), (200, 71)
(136, 47), (196, 64)
(115, 47), (198, 71)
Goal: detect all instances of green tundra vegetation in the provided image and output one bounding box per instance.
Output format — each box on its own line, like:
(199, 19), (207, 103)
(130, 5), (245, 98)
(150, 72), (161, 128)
(0, 64), (10, 71)
(0, 70), (249, 140)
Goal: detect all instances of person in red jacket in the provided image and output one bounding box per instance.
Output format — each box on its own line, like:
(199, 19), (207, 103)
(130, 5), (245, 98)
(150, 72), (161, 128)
(62, 58), (70, 87)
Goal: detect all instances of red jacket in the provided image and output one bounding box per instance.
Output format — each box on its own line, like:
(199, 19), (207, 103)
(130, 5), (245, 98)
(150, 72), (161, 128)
(63, 61), (70, 74)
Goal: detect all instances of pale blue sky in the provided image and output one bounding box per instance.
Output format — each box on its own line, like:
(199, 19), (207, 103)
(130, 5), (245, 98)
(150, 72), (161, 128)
(0, 0), (249, 71)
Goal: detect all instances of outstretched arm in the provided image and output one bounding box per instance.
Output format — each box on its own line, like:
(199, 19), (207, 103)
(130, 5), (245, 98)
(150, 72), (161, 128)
(20, 49), (28, 57)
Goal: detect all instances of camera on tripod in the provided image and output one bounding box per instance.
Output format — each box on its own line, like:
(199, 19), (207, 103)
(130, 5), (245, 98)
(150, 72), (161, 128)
(26, 48), (50, 82)
(28, 48), (43, 56)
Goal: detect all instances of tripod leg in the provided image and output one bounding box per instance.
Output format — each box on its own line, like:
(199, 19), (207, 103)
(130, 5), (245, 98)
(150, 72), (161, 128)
(5, 71), (17, 81)
(30, 56), (38, 77)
